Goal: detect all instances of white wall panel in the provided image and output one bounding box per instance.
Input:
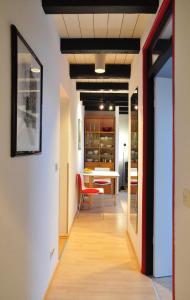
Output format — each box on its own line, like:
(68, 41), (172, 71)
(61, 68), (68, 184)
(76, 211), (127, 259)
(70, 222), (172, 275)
(153, 77), (172, 278)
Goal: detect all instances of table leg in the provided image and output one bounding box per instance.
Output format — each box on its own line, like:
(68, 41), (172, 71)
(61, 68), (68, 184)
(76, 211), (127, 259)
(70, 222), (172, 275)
(88, 176), (93, 209)
(114, 177), (118, 206)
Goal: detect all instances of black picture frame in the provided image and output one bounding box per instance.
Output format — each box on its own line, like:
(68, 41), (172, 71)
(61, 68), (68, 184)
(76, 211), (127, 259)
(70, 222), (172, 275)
(11, 25), (43, 157)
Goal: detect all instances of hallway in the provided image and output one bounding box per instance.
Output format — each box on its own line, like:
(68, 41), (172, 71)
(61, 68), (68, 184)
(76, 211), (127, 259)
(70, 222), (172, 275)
(46, 194), (157, 300)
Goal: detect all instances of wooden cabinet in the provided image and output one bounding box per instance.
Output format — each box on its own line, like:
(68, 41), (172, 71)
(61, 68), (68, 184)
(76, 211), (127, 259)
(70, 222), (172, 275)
(84, 115), (115, 194)
(84, 116), (115, 167)
(85, 162), (114, 171)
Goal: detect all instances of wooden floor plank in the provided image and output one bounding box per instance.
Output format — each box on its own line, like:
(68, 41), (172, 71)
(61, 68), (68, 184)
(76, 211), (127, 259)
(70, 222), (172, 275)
(46, 192), (157, 300)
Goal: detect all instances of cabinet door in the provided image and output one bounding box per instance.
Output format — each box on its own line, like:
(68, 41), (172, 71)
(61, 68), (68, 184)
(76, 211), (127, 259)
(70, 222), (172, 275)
(85, 162), (100, 169)
(99, 162), (114, 171)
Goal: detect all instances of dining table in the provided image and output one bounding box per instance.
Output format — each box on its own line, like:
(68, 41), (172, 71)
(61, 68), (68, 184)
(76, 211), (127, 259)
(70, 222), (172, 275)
(81, 170), (120, 206)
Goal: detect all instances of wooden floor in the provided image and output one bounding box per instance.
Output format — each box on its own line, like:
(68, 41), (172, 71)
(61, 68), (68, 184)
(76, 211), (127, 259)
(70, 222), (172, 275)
(59, 236), (67, 258)
(46, 193), (157, 300)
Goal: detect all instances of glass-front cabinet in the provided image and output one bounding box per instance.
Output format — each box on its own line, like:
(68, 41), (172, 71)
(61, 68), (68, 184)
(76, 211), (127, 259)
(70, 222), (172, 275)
(84, 116), (115, 170)
(130, 89), (138, 233)
(84, 115), (115, 194)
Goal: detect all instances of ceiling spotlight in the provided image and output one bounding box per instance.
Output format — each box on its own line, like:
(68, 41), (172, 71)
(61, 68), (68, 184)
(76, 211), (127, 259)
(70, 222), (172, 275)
(109, 105), (114, 111)
(99, 103), (105, 110)
(134, 105), (138, 110)
(31, 67), (40, 73)
(95, 54), (106, 74)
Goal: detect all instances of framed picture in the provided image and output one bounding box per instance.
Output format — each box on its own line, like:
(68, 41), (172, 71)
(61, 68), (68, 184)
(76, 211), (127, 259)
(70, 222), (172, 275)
(78, 119), (82, 150)
(11, 25), (43, 157)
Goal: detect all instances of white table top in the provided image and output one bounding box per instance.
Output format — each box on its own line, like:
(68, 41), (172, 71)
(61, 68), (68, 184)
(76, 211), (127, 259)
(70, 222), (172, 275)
(82, 170), (120, 177)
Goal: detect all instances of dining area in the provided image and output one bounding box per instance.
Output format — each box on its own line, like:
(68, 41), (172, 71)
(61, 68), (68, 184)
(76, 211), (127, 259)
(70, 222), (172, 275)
(77, 168), (120, 210)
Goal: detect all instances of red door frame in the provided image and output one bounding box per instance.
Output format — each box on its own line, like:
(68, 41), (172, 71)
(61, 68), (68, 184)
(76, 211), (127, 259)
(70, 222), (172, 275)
(142, 0), (175, 298)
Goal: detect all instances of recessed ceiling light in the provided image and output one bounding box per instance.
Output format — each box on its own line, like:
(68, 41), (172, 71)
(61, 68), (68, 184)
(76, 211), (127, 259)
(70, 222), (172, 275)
(31, 67), (40, 73)
(99, 103), (105, 110)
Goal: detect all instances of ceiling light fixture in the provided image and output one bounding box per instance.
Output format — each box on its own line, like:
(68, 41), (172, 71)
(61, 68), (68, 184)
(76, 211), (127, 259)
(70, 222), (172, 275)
(95, 54), (106, 74)
(99, 103), (105, 110)
(31, 67), (40, 73)
(109, 104), (114, 111)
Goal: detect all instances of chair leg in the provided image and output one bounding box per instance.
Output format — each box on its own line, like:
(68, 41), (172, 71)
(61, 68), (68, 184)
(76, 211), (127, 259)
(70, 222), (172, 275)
(113, 183), (116, 206)
(114, 194), (116, 206)
(89, 195), (92, 209)
(78, 194), (82, 210)
(82, 194), (85, 203)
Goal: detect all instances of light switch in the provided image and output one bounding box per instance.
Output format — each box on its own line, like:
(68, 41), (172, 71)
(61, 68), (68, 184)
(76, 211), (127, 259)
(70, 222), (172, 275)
(183, 189), (190, 208)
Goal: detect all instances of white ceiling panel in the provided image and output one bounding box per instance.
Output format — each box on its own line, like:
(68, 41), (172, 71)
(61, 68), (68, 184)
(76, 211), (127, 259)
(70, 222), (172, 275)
(74, 54), (86, 64)
(107, 14), (124, 38)
(82, 54), (95, 64)
(53, 15), (68, 37)
(63, 14), (81, 37)
(125, 54), (134, 64)
(66, 53), (135, 65)
(105, 54), (116, 64)
(78, 79), (129, 83)
(115, 54), (127, 64)
(66, 54), (76, 64)
(78, 14), (94, 37)
(120, 14), (139, 37)
(93, 14), (108, 37)
(133, 15), (152, 38)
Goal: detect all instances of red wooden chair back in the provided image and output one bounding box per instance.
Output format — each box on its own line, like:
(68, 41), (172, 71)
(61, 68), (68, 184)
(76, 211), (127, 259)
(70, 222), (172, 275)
(76, 173), (83, 193)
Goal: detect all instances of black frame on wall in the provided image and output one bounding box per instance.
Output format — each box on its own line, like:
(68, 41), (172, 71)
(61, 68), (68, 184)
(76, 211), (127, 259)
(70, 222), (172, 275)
(11, 25), (43, 157)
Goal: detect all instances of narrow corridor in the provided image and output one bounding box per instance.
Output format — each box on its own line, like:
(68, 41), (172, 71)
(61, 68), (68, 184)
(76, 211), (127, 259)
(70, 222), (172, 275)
(46, 194), (157, 300)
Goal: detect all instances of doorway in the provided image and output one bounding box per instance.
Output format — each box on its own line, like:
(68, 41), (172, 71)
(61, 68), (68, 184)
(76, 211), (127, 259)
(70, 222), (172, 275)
(59, 87), (69, 257)
(141, 1), (174, 298)
(154, 60), (173, 277)
(153, 58), (173, 299)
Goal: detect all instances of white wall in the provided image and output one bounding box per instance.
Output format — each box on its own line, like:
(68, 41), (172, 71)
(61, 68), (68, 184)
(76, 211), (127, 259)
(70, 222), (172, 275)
(175, 0), (190, 299)
(119, 114), (129, 187)
(153, 77), (172, 277)
(59, 95), (69, 236)
(0, 1), (84, 299)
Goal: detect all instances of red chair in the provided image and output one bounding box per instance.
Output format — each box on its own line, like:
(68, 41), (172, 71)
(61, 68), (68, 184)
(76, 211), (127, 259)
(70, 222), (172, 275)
(77, 174), (104, 209)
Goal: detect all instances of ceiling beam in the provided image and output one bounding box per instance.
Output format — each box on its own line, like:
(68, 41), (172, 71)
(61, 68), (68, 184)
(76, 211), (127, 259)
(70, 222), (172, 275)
(70, 64), (131, 79)
(42, 0), (159, 14)
(84, 105), (115, 111)
(80, 92), (128, 102)
(82, 100), (128, 106)
(76, 82), (129, 91)
(84, 104), (128, 111)
(120, 106), (129, 111)
(61, 38), (140, 54)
